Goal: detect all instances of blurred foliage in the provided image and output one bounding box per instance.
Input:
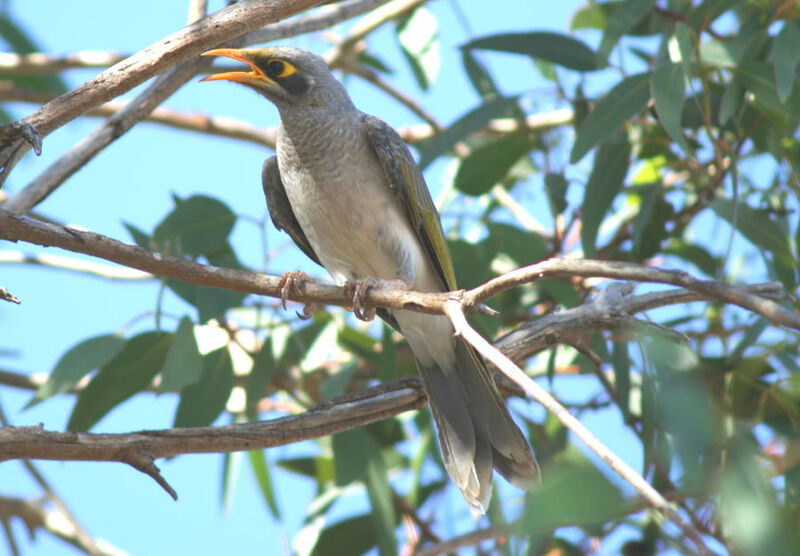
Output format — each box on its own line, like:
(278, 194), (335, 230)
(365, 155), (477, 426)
(3, 1), (800, 555)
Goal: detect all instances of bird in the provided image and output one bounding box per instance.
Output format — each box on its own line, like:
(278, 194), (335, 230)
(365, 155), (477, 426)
(201, 46), (539, 512)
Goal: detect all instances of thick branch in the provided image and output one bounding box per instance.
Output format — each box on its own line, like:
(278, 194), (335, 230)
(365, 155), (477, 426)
(1, 209), (797, 331)
(0, 378), (426, 465)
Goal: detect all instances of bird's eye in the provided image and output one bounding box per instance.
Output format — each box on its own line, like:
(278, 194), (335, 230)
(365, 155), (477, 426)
(266, 59), (297, 79)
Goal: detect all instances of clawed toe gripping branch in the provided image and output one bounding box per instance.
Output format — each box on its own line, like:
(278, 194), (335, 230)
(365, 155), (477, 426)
(2, 207), (798, 556)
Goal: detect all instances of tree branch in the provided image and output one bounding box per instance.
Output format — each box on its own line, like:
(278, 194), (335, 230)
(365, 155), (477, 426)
(0, 0), (326, 185)
(0, 495), (127, 556)
(441, 299), (717, 556)
(1, 209), (797, 331)
(0, 378), (427, 495)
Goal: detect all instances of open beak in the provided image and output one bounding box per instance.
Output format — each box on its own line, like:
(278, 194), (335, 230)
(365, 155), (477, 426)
(200, 48), (268, 86)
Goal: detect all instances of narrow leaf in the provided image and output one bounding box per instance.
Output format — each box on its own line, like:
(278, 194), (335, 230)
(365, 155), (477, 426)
(465, 31), (599, 72)
(651, 62), (691, 155)
(68, 332), (170, 431)
(454, 135), (532, 195)
(711, 198), (793, 260)
(596, 0), (658, 64)
(774, 21), (800, 102)
(580, 134), (631, 257)
(544, 172), (569, 216)
(418, 96), (518, 169)
(249, 450), (281, 519)
(396, 7), (439, 90)
(737, 62), (800, 119)
(460, 49), (500, 99)
(570, 72), (650, 163)
(173, 347), (234, 428)
(28, 334), (125, 408)
(612, 341), (631, 421)
(159, 316), (202, 393)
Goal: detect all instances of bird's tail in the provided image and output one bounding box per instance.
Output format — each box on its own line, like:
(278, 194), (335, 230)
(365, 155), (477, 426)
(418, 336), (540, 513)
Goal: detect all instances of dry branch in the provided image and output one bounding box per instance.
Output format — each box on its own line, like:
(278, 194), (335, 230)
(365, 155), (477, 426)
(2, 208), (798, 331)
(0, 379), (427, 498)
(0, 0), (327, 184)
(442, 299), (717, 556)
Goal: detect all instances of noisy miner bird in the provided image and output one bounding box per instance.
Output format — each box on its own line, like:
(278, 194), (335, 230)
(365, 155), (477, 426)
(202, 46), (539, 512)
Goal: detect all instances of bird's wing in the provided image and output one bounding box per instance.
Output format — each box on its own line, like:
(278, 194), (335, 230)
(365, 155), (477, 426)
(363, 115), (457, 291)
(261, 156), (321, 266)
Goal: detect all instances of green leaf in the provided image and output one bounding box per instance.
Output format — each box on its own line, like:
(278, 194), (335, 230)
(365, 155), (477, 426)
(631, 186), (673, 259)
(312, 515), (378, 556)
(687, 0), (739, 33)
(249, 450), (281, 519)
(487, 222), (549, 265)
(736, 61), (800, 119)
(332, 429), (397, 556)
(0, 15), (68, 94)
(570, 3), (607, 31)
(465, 31), (599, 72)
(664, 239), (719, 277)
(673, 22), (694, 65)
(68, 332), (170, 431)
(580, 134), (631, 257)
(544, 172), (569, 216)
(711, 198), (794, 260)
(379, 326), (398, 383)
(774, 21), (800, 103)
(153, 195), (236, 257)
(454, 135), (532, 195)
(173, 347), (234, 428)
(596, 0), (658, 64)
(123, 222), (152, 249)
(570, 72), (650, 163)
(159, 317), (202, 394)
(396, 7), (439, 91)
(521, 460), (626, 531)
(612, 341), (631, 421)
(460, 49), (500, 99)
(27, 333), (125, 408)
(245, 339), (276, 418)
(651, 62), (691, 155)
(719, 434), (800, 556)
(320, 361), (356, 402)
(418, 96), (518, 169)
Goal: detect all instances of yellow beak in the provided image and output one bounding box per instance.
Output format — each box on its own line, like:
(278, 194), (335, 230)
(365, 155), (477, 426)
(200, 48), (268, 85)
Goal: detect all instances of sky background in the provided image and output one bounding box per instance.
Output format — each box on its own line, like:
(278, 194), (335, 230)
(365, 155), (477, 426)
(0, 1), (658, 554)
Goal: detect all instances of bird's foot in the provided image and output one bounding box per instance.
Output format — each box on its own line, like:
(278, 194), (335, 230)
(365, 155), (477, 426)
(344, 277), (410, 322)
(277, 270), (316, 319)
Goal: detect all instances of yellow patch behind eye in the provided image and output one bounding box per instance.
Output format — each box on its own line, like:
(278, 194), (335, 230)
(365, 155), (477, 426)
(274, 60), (297, 79)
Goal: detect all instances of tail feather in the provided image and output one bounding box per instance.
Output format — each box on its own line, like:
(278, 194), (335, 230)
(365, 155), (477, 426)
(418, 337), (539, 513)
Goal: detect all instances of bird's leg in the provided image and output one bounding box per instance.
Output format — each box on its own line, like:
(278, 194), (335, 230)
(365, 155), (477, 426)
(277, 270), (316, 319)
(344, 277), (410, 322)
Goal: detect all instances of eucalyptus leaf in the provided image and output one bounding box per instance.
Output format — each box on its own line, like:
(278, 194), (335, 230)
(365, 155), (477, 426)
(67, 332), (170, 431)
(570, 72), (650, 163)
(27, 334), (125, 408)
(580, 134), (631, 257)
(465, 31), (599, 72)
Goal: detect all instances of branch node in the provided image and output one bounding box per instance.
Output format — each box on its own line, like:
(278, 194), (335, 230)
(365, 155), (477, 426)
(124, 452), (178, 501)
(0, 285), (20, 304)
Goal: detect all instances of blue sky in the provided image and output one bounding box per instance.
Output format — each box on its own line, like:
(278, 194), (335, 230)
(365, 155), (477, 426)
(0, 1), (661, 555)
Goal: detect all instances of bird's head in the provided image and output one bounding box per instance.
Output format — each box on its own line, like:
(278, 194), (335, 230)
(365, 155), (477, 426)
(201, 47), (351, 111)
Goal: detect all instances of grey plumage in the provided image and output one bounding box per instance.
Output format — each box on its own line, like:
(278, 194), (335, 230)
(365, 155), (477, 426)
(204, 46), (539, 512)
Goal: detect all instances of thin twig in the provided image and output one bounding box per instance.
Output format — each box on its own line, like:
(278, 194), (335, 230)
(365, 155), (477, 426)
(0, 495), (128, 556)
(0, 251), (152, 280)
(441, 299), (718, 556)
